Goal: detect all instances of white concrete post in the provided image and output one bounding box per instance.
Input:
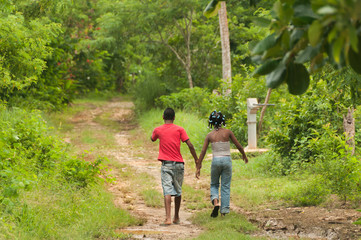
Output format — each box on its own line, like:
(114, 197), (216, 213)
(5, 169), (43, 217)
(247, 98), (261, 149)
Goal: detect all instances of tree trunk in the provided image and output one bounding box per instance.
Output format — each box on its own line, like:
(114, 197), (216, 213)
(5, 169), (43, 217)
(343, 108), (355, 155)
(258, 88), (272, 136)
(186, 64), (193, 88)
(218, 1), (231, 95)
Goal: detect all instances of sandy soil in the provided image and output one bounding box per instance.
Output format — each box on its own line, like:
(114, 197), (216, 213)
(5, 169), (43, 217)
(66, 98), (361, 240)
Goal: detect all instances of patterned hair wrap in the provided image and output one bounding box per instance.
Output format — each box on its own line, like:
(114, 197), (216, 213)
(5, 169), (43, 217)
(208, 110), (226, 129)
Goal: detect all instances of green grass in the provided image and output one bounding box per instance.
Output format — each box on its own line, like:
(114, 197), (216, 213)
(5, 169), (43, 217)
(141, 189), (163, 208)
(115, 163), (163, 208)
(182, 184), (208, 210)
(0, 180), (142, 240)
(191, 211), (263, 240)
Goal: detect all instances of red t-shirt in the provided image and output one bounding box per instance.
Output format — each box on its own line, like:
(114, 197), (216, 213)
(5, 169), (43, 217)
(151, 123), (189, 162)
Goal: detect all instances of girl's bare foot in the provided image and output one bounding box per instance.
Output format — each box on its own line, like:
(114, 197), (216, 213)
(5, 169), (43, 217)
(173, 218), (180, 224)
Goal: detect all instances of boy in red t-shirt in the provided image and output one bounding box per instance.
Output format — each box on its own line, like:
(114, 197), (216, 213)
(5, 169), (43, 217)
(151, 108), (198, 225)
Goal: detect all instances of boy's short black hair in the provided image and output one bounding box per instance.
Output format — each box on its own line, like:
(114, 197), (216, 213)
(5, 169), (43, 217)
(163, 108), (175, 120)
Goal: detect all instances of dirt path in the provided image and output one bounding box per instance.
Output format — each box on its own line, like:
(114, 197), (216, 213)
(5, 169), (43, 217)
(66, 98), (361, 240)
(67, 99), (203, 240)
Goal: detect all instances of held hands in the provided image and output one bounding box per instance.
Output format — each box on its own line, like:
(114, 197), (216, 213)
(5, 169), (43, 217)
(195, 168), (201, 179)
(195, 161), (202, 179)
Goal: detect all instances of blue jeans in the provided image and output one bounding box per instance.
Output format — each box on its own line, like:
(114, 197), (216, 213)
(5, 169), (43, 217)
(210, 156), (232, 214)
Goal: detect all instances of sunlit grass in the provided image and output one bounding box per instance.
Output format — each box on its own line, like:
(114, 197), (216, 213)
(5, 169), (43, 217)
(191, 211), (263, 240)
(1, 180), (143, 239)
(182, 184), (208, 210)
(115, 164), (163, 208)
(141, 189), (163, 208)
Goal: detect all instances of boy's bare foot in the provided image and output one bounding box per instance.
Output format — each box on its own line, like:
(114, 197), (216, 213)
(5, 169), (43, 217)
(173, 218), (180, 224)
(160, 219), (172, 226)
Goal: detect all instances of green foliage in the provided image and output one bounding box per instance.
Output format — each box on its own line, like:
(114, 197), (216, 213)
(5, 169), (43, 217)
(0, 108), (105, 208)
(204, 0), (221, 18)
(252, 0), (361, 96)
(0, 13), (61, 98)
(132, 68), (167, 112)
(156, 66), (282, 146)
(0, 103), (138, 238)
(311, 126), (361, 201)
(61, 157), (103, 188)
(266, 81), (343, 175)
(156, 87), (213, 116)
(283, 175), (329, 206)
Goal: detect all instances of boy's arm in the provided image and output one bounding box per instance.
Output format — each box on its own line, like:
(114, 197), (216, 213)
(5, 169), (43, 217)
(185, 140), (198, 164)
(151, 129), (158, 142)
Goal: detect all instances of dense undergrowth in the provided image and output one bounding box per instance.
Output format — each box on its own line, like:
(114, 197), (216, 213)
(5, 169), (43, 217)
(0, 106), (140, 239)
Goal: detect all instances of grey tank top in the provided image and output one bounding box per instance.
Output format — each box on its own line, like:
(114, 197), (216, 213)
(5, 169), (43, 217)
(211, 141), (231, 157)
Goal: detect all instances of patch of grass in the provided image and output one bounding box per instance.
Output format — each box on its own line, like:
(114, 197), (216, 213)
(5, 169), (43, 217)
(94, 111), (122, 131)
(191, 211), (262, 240)
(116, 164), (163, 208)
(230, 155), (301, 209)
(141, 189), (163, 208)
(0, 181), (143, 239)
(79, 128), (115, 148)
(182, 184), (208, 210)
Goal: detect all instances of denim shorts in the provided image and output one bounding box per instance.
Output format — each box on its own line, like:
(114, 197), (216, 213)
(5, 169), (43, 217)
(161, 161), (184, 197)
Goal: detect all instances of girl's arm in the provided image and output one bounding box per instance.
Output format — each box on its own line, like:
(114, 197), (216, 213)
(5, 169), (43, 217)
(196, 136), (210, 178)
(229, 130), (248, 163)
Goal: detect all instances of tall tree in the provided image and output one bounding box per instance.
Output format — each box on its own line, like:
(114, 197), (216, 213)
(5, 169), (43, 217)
(131, 0), (199, 88)
(204, 0), (232, 95)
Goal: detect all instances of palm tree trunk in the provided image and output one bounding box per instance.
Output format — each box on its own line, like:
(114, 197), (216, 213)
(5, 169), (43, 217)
(343, 108), (355, 155)
(218, 1), (231, 95)
(258, 88), (272, 136)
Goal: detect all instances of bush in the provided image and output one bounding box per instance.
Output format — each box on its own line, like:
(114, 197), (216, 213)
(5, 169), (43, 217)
(283, 176), (329, 206)
(310, 125), (361, 201)
(0, 108), (104, 205)
(156, 87), (213, 116)
(266, 81), (344, 174)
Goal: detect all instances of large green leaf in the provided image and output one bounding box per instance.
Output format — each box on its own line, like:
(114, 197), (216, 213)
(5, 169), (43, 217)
(266, 62), (287, 89)
(308, 20), (322, 46)
(253, 59), (281, 76)
(203, 0), (221, 18)
(295, 45), (320, 64)
(293, 2), (318, 25)
(250, 17), (271, 27)
(252, 33), (277, 55)
(286, 63), (310, 95)
(290, 28), (305, 47)
(348, 36), (361, 74)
